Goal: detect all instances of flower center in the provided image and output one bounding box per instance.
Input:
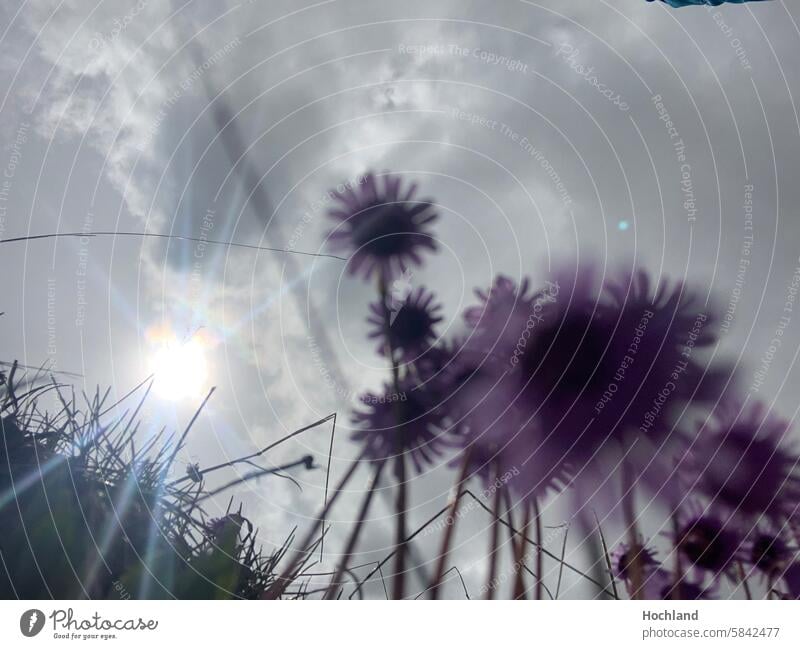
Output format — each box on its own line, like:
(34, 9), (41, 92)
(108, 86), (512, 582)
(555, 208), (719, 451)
(392, 306), (432, 348)
(351, 204), (415, 256)
(678, 519), (734, 571)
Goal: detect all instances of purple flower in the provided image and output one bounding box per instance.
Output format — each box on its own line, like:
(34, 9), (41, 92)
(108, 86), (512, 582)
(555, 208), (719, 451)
(367, 286), (443, 362)
(459, 266), (604, 471)
(326, 173), (437, 280)
(457, 403), (575, 502)
(748, 530), (792, 575)
(412, 336), (574, 500)
(673, 511), (744, 578)
(351, 379), (452, 474)
(456, 270), (581, 473)
(611, 542), (659, 583)
(781, 563), (800, 599)
(599, 269), (725, 443)
(459, 265), (729, 504)
(464, 275), (538, 338)
(641, 570), (714, 600)
(687, 401), (800, 523)
(414, 338), (494, 430)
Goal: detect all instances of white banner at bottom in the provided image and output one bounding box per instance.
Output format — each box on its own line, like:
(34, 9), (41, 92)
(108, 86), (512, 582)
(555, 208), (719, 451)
(0, 600), (797, 647)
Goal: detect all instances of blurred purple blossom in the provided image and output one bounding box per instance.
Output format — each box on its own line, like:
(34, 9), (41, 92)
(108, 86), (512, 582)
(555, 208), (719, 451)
(687, 400), (800, 523)
(351, 378), (453, 474)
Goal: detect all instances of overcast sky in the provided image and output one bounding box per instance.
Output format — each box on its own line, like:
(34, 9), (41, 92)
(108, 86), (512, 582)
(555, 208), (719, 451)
(2, 0), (800, 598)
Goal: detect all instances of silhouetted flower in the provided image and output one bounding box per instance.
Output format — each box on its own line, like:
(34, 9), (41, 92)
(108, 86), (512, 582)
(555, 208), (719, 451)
(463, 274), (540, 341)
(688, 401), (800, 523)
(456, 402), (575, 502)
(460, 265), (729, 507)
(367, 286), (443, 362)
(442, 269), (592, 503)
(612, 542), (659, 583)
(674, 511), (744, 578)
(749, 530), (792, 575)
(351, 379), (451, 474)
(414, 338), (493, 431)
(647, 0), (771, 8)
(326, 173), (437, 280)
(599, 268), (725, 443)
(459, 266), (604, 469)
(642, 570), (715, 600)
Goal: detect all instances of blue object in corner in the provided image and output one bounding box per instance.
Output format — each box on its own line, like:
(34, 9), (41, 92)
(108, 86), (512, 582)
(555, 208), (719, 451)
(648, 0), (770, 6)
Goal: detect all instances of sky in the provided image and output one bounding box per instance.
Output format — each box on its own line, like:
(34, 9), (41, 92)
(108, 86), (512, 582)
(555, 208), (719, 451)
(2, 0), (800, 598)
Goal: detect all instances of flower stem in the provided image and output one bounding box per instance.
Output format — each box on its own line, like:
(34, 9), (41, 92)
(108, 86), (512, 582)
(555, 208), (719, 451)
(502, 489), (523, 599)
(393, 453), (407, 599)
(324, 461), (385, 599)
(533, 498), (543, 600)
(484, 466), (503, 599)
(263, 450), (364, 599)
(737, 560), (753, 600)
(621, 462), (644, 600)
(513, 504), (532, 599)
(377, 272), (408, 599)
(671, 511), (683, 601)
(429, 448), (472, 599)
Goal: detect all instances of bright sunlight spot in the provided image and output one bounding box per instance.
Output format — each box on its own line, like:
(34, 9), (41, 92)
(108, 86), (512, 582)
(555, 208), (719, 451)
(147, 326), (211, 401)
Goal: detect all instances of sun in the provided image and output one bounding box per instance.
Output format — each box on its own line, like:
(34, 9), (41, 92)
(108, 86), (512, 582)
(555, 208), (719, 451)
(147, 327), (211, 401)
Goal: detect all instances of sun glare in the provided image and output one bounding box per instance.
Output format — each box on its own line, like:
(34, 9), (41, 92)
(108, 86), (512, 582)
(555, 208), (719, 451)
(147, 326), (211, 401)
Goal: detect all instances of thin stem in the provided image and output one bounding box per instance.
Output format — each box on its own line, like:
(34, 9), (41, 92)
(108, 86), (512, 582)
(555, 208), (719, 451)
(350, 488), (618, 600)
(513, 504), (532, 599)
(501, 490), (524, 599)
(671, 511), (683, 601)
(533, 499), (543, 601)
(593, 511), (619, 601)
(169, 413), (336, 487)
(484, 468), (503, 599)
(324, 461), (386, 599)
(555, 523), (570, 600)
(737, 560), (753, 600)
(377, 273), (408, 599)
(428, 449), (472, 599)
(263, 450), (364, 599)
(392, 454), (407, 599)
(621, 462), (644, 600)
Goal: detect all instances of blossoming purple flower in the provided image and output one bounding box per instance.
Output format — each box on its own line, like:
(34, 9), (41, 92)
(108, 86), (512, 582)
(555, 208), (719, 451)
(326, 172), (437, 280)
(463, 275), (538, 338)
(673, 510), (744, 578)
(687, 401), (800, 523)
(599, 269), (725, 443)
(413, 338), (495, 430)
(459, 265), (729, 505)
(748, 530), (792, 575)
(611, 542), (659, 583)
(458, 402), (575, 501)
(367, 286), (443, 362)
(458, 268), (589, 440)
(351, 379), (452, 474)
(411, 335), (573, 500)
(641, 570), (715, 600)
